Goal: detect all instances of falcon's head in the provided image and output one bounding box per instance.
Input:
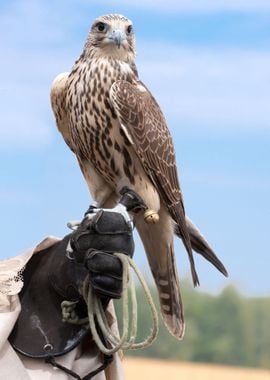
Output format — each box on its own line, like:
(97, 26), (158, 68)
(84, 14), (136, 61)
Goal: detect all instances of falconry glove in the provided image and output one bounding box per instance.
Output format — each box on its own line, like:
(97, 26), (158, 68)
(69, 187), (147, 300)
(9, 188), (146, 361)
(84, 249), (123, 299)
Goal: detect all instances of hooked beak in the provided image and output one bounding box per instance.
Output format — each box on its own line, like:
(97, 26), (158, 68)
(108, 28), (126, 48)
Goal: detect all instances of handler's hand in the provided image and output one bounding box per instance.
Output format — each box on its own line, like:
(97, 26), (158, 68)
(84, 249), (123, 299)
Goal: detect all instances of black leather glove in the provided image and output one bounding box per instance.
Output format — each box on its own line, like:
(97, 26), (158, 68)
(85, 249), (123, 299)
(69, 188), (146, 299)
(69, 208), (135, 262)
(70, 210), (133, 299)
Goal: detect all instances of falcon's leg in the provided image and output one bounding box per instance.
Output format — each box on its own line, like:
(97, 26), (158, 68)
(78, 158), (114, 207)
(102, 192), (119, 208)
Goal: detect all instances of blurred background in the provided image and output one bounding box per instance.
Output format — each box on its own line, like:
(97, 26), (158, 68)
(1, 0), (269, 374)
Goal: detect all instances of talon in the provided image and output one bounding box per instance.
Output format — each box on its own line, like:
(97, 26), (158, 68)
(144, 210), (159, 224)
(119, 187), (147, 213)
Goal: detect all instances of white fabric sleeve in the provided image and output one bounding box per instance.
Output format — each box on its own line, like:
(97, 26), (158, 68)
(0, 237), (125, 380)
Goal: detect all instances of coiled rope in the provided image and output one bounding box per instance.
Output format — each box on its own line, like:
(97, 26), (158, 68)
(61, 253), (158, 355)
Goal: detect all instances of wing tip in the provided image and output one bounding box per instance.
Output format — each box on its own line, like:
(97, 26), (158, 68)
(174, 219), (229, 278)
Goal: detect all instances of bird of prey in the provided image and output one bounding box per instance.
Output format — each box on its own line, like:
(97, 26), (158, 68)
(51, 14), (228, 339)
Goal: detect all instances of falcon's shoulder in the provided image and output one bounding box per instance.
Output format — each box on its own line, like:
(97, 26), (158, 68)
(50, 72), (75, 153)
(109, 79), (182, 208)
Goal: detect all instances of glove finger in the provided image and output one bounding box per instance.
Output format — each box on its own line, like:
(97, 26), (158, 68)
(90, 275), (123, 299)
(85, 250), (122, 277)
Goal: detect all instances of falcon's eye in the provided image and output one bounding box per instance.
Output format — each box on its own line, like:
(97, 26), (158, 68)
(126, 25), (133, 34)
(96, 22), (107, 32)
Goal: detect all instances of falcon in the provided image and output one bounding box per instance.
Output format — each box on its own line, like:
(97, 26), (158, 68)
(51, 14), (228, 339)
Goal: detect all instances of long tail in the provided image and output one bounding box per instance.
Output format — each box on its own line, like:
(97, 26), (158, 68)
(135, 204), (185, 339)
(174, 217), (228, 277)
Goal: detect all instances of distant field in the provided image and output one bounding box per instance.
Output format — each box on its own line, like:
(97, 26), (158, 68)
(123, 357), (270, 380)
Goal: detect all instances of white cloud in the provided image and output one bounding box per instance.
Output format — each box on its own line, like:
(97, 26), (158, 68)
(0, 47), (72, 148)
(0, 1), (77, 149)
(93, 0), (270, 13)
(184, 171), (270, 191)
(137, 43), (270, 133)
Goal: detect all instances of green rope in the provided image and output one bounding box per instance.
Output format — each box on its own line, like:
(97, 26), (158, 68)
(61, 253), (159, 355)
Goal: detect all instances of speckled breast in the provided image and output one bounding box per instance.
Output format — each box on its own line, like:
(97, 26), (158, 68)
(66, 57), (137, 186)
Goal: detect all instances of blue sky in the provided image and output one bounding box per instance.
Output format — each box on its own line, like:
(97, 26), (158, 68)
(1, 0), (269, 296)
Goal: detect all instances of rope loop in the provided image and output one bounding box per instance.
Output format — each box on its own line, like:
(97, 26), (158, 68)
(61, 254), (158, 355)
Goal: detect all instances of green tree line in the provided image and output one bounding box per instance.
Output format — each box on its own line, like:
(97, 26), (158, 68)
(115, 282), (270, 368)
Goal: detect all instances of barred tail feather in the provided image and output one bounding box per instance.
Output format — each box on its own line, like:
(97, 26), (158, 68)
(135, 203), (185, 339)
(153, 244), (185, 339)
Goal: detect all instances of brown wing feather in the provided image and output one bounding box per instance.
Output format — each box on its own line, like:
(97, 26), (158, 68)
(110, 80), (199, 286)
